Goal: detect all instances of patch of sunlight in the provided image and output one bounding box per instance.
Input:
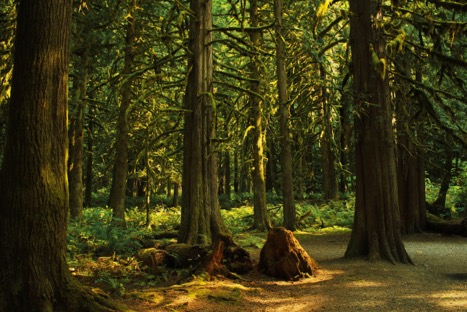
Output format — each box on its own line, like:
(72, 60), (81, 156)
(263, 302), (309, 311)
(305, 226), (352, 235)
(127, 290), (164, 304)
(429, 290), (467, 309)
(346, 280), (385, 287)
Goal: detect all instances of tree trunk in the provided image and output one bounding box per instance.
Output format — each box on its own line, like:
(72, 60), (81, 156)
(266, 135), (278, 193)
(85, 108), (94, 207)
(0, 1), (115, 310)
(225, 151), (231, 196)
(248, 0), (270, 232)
(395, 54), (426, 234)
(172, 181), (179, 208)
(339, 96), (352, 193)
(69, 46), (89, 220)
(274, 0), (296, 231)
(345, 0), (411, 264)
(109, 0), (138, 227)
(179, 0), (227, 245)
(319, 65), (338, 200)
(431, 151), (453, 216)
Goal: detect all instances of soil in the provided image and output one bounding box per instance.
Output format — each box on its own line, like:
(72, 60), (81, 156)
(115, 231), (467, 311)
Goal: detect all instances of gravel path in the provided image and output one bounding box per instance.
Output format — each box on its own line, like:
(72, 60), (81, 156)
(122, 232), (467, 311)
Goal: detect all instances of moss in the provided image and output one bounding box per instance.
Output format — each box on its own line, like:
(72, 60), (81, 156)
(370, 46), (387, 80)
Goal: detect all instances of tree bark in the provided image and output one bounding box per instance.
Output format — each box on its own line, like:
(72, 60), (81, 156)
(109, 0), (139, 227)
(248, 0), (270, 232)
(179, 0), (227, 245)
(69, 46), (89, 220)
(0, 1), (116, 310)
(85, 108), (94, 207)
(395, 54), (426, 234)
(345, 0), (411, 264)
(274, 0), (296, 231)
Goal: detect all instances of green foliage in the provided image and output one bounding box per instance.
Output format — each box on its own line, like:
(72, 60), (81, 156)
(295, 196), (355, 231)
(67, 207), (148, 258)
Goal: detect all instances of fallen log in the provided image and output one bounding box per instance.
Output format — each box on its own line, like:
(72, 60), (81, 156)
(426, 212), (467, 236)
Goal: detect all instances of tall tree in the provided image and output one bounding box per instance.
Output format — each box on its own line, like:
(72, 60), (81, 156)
(395, 53), (426, 234)
(0, 0), (115, 310)
(344, 0), (411, 263)
(248, 0), (270, 232)
(108, 0), (138, 226)
(319, 65), (339, 200)
(68, 36), (90, 220)
(274, 0), (296, 231)
(179, 0), (227, 245)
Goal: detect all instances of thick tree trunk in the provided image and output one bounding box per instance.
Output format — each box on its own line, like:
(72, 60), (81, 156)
(274, 0), (296, 231)
(395, 56), (426, 234)
(109, 0), (138, 227)
(248, 0), (270, 232)
(345, 0), (411, 264)
(179, 0), (227, 245)
(69, 46), (89, 220)
(0, 1), (116, 310)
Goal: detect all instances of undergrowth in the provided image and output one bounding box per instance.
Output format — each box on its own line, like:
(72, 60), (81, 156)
(67, 193), (355, 293)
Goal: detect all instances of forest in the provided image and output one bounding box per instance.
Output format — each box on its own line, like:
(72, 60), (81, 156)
(0, 0), (466, 311)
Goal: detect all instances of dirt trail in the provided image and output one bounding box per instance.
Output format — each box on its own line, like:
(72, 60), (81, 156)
(120, 232), (467, 311)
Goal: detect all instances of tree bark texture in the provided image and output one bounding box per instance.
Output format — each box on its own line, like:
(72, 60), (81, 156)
(0, 1), (115, 311)
(180, 0), (226, 245)
(248, 0), (270, 232)
(259, 227), (318, 281)
(109, 0), (138, 226)
(69, 45), (89, 220)
(274, 0), (296, 231)
(345, 0), (411, 263)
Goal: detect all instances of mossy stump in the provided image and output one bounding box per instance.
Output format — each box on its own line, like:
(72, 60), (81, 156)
(258, 227), (318, 281)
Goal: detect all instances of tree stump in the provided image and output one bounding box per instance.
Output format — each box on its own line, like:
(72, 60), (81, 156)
(258, 227), (318, 281)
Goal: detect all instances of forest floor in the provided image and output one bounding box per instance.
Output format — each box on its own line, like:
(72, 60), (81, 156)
(109, 231), (467, 311)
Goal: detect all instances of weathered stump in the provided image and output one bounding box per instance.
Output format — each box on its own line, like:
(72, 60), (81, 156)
(201, 233), (254, 277)
(224, 246), (255, 274)
(258, 227), (318, 281)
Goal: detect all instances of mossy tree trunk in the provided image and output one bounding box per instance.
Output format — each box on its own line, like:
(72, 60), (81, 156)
(248, 0), (270, 232)
(345, 0), (411, 264)
(274, 0), (296, 231)
(109, 0), (138, 227)
(69, 44), (89, 220)
(179, 0), (227, 245)
(0, 1), (116, 310)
